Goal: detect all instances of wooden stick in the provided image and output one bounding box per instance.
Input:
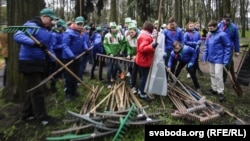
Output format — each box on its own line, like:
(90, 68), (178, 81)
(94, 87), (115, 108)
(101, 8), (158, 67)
(26, 46), (93, 93)
(27, 32), (94, 93)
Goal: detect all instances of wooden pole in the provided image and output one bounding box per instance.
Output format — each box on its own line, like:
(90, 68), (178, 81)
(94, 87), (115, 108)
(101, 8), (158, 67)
(80, 0), (82, 16)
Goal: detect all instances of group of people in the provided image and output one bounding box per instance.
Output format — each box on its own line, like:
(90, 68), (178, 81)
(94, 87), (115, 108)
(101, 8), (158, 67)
(13, 7), (240, 125)
(13, 8), (105, 125)
(165, 14), (239, 102)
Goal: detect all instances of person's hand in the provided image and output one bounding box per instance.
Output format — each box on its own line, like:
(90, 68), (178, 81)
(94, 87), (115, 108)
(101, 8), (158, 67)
(126, 55), (131, 60)
(235, 52), (240, 57)
(195, 45), (199, 50)
(187, 63), (193, 68)
(202, 61), (206, 65)
(166, 67), (171, 72)
(163, 52), (167, 59)
(132, 56), (136, 61)
(152, 42), (158, 48)
(197, 40), (202, 45)
(70, 56), (76, 61)
(34, 42), (48, 51)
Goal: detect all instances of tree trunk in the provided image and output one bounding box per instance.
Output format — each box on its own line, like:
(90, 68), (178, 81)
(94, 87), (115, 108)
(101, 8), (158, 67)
(110, 0), (117, 23)
(2, 0), (45, 102)
(240, 0), (246, 37)
(174, 0), (179, 24)
(222, 0), (230, 16)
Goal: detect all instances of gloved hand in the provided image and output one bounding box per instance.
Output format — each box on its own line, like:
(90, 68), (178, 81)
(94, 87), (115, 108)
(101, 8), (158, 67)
(187, 63), (193, 68)
(110, 54), (114, 57)
(152, 42), (158, 48)
(36, 43), (48, 51)
(163, 52), (167, 59)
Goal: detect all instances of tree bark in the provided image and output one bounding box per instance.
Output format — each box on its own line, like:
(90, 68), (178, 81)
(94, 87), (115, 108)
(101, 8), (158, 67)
(2, 0), (45, 102)
(110, 0), (117, 23)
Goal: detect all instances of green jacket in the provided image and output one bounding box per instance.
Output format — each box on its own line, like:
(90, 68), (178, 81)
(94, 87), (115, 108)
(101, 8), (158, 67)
(103, 32), (123, 56)
(125, 35), (137, 56)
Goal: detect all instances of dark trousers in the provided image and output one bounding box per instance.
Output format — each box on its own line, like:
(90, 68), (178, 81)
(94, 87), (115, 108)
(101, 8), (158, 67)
(175, 62), (200, 89)
(63, 59), (80, 96)
(130, 63), (140, 87)
(194, 55), (202, 72)
(223, 54), (235, 83)
(91, 56), (104, 80)
(107, 60), (121, 84)
(139, 66), (150, 95)
(47, 62), (57, 90)
(78, 53), (90, 80)
(22, 72), (47, 120)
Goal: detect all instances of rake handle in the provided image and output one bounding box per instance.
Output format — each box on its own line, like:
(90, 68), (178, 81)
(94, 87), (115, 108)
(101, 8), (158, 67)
(26, 32), (94, 93)
(26, 46), (93, 93)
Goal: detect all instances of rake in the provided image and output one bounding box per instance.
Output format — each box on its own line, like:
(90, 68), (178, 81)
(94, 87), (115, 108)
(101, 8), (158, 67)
(2, 26), (40, 34)
(2, 26), (94, 93)
(26, 46), (93, 93)
(112, 103), (137, 141)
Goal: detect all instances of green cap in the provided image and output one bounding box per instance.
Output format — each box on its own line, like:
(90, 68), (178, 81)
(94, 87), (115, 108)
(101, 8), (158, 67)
(109, 22), (117, 28)
(125, 17), (132, 24)
(117, 25), (122, 30)
(75, 16), (84, 24)
(128, 22), (137, 30)
(39, 8), (58, 20)
(84, 25), (90, 30)
(56, 19), (67, 28)
(96, 26), (102, 32)
(131, 20), (137, 25)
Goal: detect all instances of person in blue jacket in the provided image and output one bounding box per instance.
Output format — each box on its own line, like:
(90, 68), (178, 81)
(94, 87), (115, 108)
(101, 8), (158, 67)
(184, 22), (203, 78)
(167, 41), (201, 92)
(218, 13), (240, 84)
(13, 7), (58, 125)
(78, 25), (91, 80)
(49, 19), (67, 93)
(163, 17), (184, 79)
(202, 20), (231, 101)
(90, 26), (105, 80)
(62, 16), (85, 101)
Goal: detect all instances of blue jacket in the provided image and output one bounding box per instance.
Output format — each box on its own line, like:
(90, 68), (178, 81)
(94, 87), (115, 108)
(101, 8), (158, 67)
(184, 30), (202, 55)
(91, 32), (104, 58)
(163, 27), (184, 53)
(52, 30), (64, 60)
(82, 31), (90, 51)
(168, 45), (196, 68)
(202, 29), (231, 64)
(218, 20), (240, 52)
(61, 28), (84, 59)
(14, 17), (54, 61)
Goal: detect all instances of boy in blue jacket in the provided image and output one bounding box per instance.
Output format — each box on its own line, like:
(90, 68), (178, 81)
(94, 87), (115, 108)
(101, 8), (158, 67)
(90, 26), (105, 80)
(202, 20), (231, 101)
(62, 16), (85, 101)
